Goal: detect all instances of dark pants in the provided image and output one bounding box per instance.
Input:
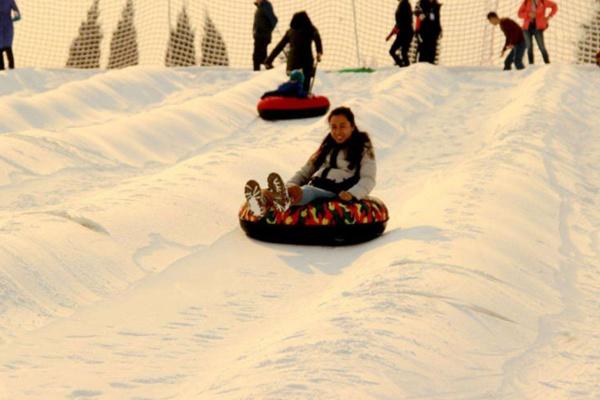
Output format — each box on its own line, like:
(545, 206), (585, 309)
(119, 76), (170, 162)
(523, 24), (550, 64)
(0, 47), (14, 70)
(418, 33), (440, 64)
(253, 37), (270, 71)
(299, 63), (314, 92)
(503, 41), (526, 70)
(389, 34), (413, 67)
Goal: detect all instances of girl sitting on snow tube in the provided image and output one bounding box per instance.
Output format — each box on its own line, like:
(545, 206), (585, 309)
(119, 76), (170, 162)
(240, 106), (387, 245)
(286, 106), (376, 206)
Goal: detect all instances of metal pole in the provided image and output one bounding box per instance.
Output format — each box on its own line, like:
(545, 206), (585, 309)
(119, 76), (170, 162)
(351, 0), (361, 67)
(168, 0), (171, 31)
(488, 0), (500, 65)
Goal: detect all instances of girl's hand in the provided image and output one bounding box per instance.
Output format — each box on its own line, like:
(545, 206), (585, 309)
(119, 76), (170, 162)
(339, 191), (353, 201)
(287, 184), (302, 204)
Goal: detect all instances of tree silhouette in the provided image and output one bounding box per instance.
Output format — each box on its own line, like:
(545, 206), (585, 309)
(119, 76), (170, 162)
(66, 0), (102, 69)
(165, 6), (196, 67)
(577, 2), (600, 63)
(200, 13), (229, 66)
(107, 0), (139, 69)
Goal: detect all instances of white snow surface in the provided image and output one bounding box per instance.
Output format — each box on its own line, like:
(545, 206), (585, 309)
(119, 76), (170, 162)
(1, 64), (599, 399)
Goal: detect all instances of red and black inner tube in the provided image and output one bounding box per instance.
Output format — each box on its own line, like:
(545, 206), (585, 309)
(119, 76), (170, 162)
(257, 96), (330, 121)
(239, 197), (388, 245)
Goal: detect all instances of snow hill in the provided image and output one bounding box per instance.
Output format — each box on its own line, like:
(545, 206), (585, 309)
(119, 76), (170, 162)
(0, 64), (599, 399)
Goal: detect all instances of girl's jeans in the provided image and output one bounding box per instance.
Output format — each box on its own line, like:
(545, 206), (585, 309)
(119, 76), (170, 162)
(297, 185), (337, 206)
(523, 27), (550, 64)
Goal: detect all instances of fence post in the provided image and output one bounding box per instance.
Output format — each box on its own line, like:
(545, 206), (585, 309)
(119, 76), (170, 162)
(488, 0), (500, 65)
(168, 0), (171, 31)
(351, 0), (361, 67)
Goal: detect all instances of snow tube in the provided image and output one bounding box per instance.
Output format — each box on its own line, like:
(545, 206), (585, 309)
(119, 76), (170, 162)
(239, 197), (388, 246)
(257, 95), (330, 121)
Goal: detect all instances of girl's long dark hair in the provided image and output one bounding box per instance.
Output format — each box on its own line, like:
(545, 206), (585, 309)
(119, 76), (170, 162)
(313, 107), (374, 170)
(290, 11), (314, 31)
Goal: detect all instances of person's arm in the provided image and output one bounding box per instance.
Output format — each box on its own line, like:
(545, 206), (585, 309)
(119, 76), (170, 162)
(314, 29), (323, 61)
(11, 1), (20, 15)
(502, 36), (510, 53)
(499, 21), (510, 52)
(263, 2), (278, 29)
(287, 157), (317, 187)
(264, 32), (289, 67)
(11, 0), (20, 20)
(517, 1), (528, 20)
(386, 26), (399, 41)
(545, 0), (558, 19)
(346, 149), (376, 200)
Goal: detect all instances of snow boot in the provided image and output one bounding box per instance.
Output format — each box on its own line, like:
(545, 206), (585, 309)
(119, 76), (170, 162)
(244, 179), (266, 218)
(267, 172), (291, 213)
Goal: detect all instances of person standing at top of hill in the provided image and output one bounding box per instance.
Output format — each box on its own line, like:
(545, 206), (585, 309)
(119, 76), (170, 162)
(253, 0), (278, 71)
(264, 11), (323, 93)
(0, 0), (20, 71)
(487, 12), (526, 71)
(517, 0), (558, 65)
(386, 0), (414, 68)
(415, 0), (442, 64)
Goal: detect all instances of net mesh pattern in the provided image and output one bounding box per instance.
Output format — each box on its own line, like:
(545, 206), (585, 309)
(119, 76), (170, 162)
(10, 0), (600, 69)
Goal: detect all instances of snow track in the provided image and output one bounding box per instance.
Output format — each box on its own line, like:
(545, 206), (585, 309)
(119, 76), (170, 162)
(1, 65), (599, 399)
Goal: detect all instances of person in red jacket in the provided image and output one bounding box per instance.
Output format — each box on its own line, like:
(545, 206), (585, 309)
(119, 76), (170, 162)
(487, 12), (526, 71)
(518, 0), (558, 64)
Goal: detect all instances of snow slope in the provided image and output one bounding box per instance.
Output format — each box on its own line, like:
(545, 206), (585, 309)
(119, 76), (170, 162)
(0, 64), (599, 399)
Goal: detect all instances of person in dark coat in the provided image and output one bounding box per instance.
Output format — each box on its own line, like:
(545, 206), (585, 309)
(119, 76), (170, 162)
(253, 0), (278, 71)
(487, 12), (526, 70)
(264, 11), (323, 92)
(0, 0), (20, 70)
(386, 0), (414, 67)
(416, 0), (442, 64)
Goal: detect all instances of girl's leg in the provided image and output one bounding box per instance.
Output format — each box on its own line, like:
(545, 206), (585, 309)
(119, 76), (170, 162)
(302, 64), (314, 92)
(296, 185), (336, 206)
(389, 35), (403, 66)
(6, 48), (14, 69)
(400, 36), (411, 66)
(514, 41), (526, 70)
(533, 30), (550, 64)
(0, 48), (5, 70)
(523, 29), (534, 64)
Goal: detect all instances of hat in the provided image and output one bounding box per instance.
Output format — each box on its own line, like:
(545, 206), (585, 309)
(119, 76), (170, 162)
(289, 69), (305, 84)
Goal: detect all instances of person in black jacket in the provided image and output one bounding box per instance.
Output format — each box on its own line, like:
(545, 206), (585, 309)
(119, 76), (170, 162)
(264, 11), (323, 92)
(416, 0), (442, 64)
(253, 0), (278, 71)
(386, 0), (414, 67)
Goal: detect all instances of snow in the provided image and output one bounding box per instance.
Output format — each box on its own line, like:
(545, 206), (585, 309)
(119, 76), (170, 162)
(1, 64), (599, 399)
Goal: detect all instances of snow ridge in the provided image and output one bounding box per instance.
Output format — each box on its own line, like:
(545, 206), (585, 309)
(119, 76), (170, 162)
(1, 65), (599, 399)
